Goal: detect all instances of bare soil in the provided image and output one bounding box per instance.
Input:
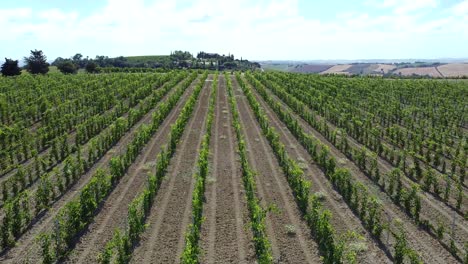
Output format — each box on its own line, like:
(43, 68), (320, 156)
(437, 63), (468, 77)
(243, 75), (391, 264)
(394, 67), (442, 77)
(0, 76), (198, 264)
(320, 64), (352, 75)
(232, 76), (322, 263)
(199, 75), (255, 263)
(63, 77), (203, 263)
(258, 77), (461, 263)
(3, 72), (464, 264)
(130, 76), (212, 264)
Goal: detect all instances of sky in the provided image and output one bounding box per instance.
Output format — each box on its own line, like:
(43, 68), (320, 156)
(0, 0), (467, 61)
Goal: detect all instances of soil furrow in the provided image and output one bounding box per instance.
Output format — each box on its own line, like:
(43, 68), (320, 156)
(232, 76), (322, 264)
(131, 76), (212, 264)
(243, 76), (391, 263)
(64, 77), (201, 263)
(199, 75), (254, 264)
(262, 78), (459, 263)
(0, 76), (193, 264)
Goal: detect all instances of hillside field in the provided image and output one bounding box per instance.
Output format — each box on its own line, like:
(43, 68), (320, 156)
(261, 62), (468, 77)
(0, 71), (466, 263)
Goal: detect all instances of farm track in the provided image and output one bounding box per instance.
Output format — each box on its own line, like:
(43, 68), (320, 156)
(199, 75), (255, 264)
(64, 77), (202, 263)
(261, 78), (460, 263)
(0, 75), (194, 264)
(130, 76), (212, 264)
(241, 76), (391, 264)
(232, 76), (322, 263)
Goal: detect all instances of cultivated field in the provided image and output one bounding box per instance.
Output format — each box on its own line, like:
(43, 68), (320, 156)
(320, 64), (352, 75)
(438, 64), (468, 77)
(393, 67), (443, 78)
(0, 71), (466, 263)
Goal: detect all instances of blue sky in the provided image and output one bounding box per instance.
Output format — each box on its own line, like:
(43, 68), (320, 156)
(1, 0), (467, 61)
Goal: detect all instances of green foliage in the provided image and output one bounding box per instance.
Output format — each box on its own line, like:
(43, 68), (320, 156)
(36, 72), (201, 261)
(24, 49), (49, 74)
(182, 73), (217, 263)
(99, 72), (208, 263)
(1, 58), (21, 76)
(238, 73), (346, 263)
(85, 61), (99, 73)
(226, 73), (273, 263)
(249, 70), (466, 260)
(57, 60), (78, 74)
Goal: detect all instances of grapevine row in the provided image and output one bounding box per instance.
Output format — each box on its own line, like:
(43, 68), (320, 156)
(225, 73), (273, 263)
(0, 72), (181, 205)
(242, 73), (423, 263)
(36, 72), (199, 262)
(97, 71), (209, 263)
(180, 73), (218, 263)
(257, 72), (467, 259)
(0, 72), (192, 253)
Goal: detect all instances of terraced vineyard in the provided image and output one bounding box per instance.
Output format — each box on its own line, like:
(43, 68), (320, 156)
(0, 71), (466, 263)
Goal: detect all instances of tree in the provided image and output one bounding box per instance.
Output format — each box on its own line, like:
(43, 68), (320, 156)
(72, 53), (83, 63)
(24, 50), (49, 74)
(51, 57), (66, 66)
(1, 58), (21, 76)
(85, 61), (99, 73)
(57, 60), (78, 74)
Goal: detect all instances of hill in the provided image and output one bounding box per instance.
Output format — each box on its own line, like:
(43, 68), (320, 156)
(259, 61), (468, 78)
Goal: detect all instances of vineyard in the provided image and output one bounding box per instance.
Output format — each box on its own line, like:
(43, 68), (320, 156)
(0, 70), (466, 264)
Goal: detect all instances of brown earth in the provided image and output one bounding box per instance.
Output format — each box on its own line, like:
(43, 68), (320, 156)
(2, 71), (464, 264)
(320, 64), (352, 75)
(130, 76), (212, 264)
(394, 67), (442, 77)
(199, 75), (255, 264)
(0, 75), (197, 264)
(63, 77), (203, 263)
(232, 76), (322, 263)
(242, 75), (391, 264)
(437, 63), (468, 77)
(258, 77), (461, 263)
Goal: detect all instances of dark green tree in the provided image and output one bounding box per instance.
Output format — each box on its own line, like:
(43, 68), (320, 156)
(1, 58), (21, 76)
(85, 61), (99, 73)
(24, 50), (49, 74)
(72, 53), (83, 63)
(57, 60), (78, 74)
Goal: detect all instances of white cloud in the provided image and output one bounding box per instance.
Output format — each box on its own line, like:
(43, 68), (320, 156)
(366, 0), (438, 14)
(0, 0), (467, 60)
(452, 0), (468, 16)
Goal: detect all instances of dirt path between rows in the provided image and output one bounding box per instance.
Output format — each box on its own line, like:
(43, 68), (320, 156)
(64, 77), (202, 263)
(130, 76), (212, 264)
(232, 76), (322, 263)
(260, 78), (459, 263)
(199, 75), (255, 264)
(243, 76), (391, 263)
(0, 76), (195, 264)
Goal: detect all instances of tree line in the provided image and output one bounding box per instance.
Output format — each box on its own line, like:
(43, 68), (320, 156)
(1, 50), (260, 77)
(1, 50), (99, 76)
